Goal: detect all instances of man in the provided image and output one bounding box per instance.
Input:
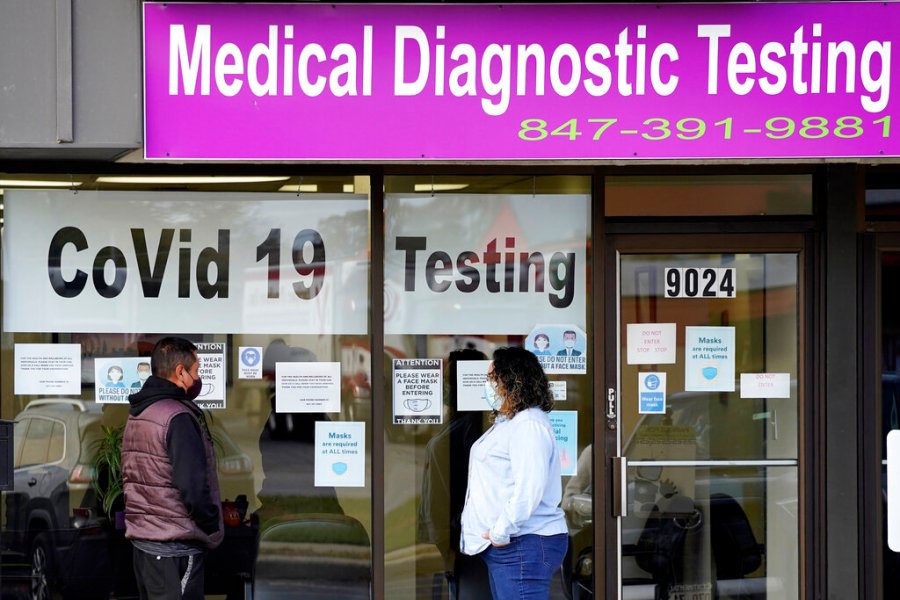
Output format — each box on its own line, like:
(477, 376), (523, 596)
(557, 330), (582, 356)
(131, 361), (152, 388)
(122, 337), (223, 600)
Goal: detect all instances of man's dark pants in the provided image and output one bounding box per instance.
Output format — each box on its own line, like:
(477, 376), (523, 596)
(133, 548), (206, 600)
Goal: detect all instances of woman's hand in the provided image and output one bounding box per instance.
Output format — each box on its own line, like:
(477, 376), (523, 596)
(482, 532), (509, 547)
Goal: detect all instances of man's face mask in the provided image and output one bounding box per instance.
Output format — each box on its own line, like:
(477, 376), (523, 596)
(183, 367), (203, 400)
(564, 337), (576, 349)
(138, 370), (150, 381)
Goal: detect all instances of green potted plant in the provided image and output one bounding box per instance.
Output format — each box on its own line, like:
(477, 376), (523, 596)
(91, 425), (126, 529)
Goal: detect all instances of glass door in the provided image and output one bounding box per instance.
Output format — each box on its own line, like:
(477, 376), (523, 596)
(609, 235), (804, 600)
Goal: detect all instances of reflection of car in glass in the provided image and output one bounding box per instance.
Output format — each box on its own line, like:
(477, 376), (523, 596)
(254, 512), (370, 599)
(2, 398), (256, 600)
(4, 399), (111, 599)
(340, 341), (373, 424)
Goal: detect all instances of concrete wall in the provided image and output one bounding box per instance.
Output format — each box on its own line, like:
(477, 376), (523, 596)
(0, 0), (141, 160)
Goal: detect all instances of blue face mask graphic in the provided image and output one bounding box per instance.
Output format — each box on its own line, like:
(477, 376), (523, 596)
(484, 380), (503, 411)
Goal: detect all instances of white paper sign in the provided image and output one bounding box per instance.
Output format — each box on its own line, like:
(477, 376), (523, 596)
(94, 356), (152, 403)
(195, 342), (226, 409)
(385, 194), (588, 335)
(890, 430), (900, 552)
(15, 344), (81, 395)
(627, 323), (677, 365)
(276, 362), (341, 413)
(315, 421), (365, 488)
(740, 373), (791, 398)
(684, 326), (736, 392)
(238, 346), (263, 379)
(2, 190), (368, 335)
(393, 358), (443, 425)
(456, 360), (493, 411)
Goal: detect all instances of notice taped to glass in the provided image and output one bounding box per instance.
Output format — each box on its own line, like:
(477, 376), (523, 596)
(668, 582), (713, 600)
(195, 342), (226, 409)
(276, 361), (341, 414)
(14, 343), (81, 395)
(393, 358), (443, 425)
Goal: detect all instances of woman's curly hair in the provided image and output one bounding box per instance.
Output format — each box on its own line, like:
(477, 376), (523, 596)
(490, 346), (554, 417)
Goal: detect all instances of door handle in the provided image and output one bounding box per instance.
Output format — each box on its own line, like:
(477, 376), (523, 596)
(611, 456), (627, 517)
(27, 478), (37, 487)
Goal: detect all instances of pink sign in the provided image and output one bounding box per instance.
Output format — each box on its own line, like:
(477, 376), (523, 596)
(143, 3), (900, 160)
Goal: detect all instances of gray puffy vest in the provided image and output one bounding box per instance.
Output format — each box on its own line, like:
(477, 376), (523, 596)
(122, 398), (224, 549)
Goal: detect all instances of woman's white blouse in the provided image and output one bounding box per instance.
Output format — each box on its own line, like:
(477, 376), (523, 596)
(460, 407), (568, 555)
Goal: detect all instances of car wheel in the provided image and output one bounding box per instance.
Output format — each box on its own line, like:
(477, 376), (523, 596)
(30, 532), (60, 600)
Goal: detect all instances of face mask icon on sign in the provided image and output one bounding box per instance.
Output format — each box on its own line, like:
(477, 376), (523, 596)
(332, 462), (348, 476)
(404, 398), (431, 412)
(702, 366), (718, 381)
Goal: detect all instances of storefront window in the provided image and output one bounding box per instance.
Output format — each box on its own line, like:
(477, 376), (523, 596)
(0, 175), (372, 598)
(606, 175), (813, 217)
(382, 175), (592, 599)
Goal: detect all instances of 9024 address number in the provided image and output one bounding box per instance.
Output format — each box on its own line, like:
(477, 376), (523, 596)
(664, 267), (735, 299)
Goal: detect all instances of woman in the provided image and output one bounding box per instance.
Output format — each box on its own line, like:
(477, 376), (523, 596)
(106, 365), (126, 388)
(531, 333), (552, 356)
(460, 346), (568, 599)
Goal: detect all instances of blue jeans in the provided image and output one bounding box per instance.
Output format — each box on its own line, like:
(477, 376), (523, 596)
(480, 533), (568, 600)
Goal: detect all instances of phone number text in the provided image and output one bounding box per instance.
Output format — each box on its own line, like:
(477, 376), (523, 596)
(518, 116), (892, 142)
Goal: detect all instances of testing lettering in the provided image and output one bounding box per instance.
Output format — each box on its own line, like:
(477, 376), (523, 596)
(396, 235), (575, 308)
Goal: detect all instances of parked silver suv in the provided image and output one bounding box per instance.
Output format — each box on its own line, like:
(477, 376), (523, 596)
(3, 398), (256, 600)
(4, 399), (113, 599)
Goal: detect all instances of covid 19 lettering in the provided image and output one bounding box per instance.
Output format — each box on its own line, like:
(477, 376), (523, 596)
(46, 226), (325, 300)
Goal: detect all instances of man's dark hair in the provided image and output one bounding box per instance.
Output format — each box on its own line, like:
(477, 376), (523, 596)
(151, 337), (198, 378)
(563, 330), (577, 338)
(489, 346), (554, 417)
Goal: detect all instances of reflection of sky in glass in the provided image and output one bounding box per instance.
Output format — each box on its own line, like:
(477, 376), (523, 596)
(385, 194), (589, 263)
